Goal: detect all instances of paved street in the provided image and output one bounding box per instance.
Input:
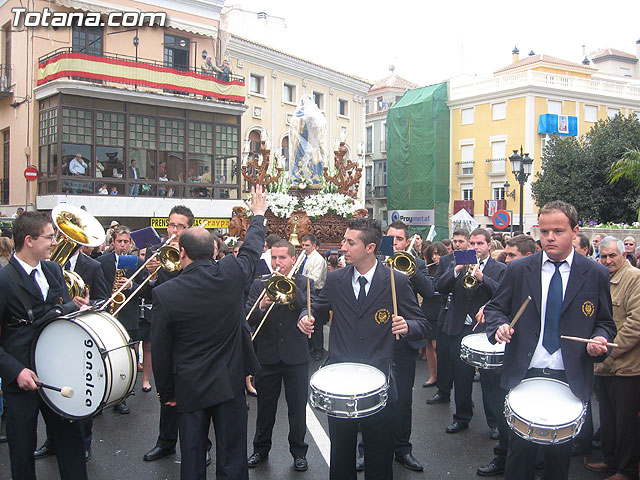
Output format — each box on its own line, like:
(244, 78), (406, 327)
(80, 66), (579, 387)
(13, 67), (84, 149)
(0, 335), (605, 480)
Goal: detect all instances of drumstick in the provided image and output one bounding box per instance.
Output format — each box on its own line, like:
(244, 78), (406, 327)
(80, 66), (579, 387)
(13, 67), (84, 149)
(509, 296), (531, 329)
(35, 381), (74, 398)
(306, 276), (312, 339)
(560, 335), (618, 348)
(251, 303), (276, 341)
(389, 263), (400, 340)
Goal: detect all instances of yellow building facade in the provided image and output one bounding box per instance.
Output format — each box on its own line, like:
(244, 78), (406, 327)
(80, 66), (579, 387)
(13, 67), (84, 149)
(448, 48), (640, 232)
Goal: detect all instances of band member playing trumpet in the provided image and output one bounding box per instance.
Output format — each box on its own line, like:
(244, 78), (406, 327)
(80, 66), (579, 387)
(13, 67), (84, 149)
(436, 228), (506, 436)
(151, 186), (266, 480)
(246, 240), (314, 472)
(0, 212), (87, 480)
(97, 225), (148, 415)
(297, 218), (428, 480)
(485, 201), (616, 480)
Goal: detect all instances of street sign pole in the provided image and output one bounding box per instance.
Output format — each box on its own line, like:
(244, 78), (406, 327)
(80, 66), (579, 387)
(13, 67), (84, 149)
(508, 210), (514, 235)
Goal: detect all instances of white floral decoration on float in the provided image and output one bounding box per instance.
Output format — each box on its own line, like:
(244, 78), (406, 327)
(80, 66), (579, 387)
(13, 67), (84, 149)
(302, 193), (362, 218)
(265, 192), (299, 218)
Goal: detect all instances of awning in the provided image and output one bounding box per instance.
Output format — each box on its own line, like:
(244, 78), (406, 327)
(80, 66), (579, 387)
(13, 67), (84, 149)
(54, 0), (218, 38)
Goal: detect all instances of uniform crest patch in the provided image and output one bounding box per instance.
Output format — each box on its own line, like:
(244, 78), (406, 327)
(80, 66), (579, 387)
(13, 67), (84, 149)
(375, 308), (391, 325)
(582, 301), (595, 317)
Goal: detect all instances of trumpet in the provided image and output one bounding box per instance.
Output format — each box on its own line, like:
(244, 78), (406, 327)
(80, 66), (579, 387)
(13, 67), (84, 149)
(462, 263), (480, 289)
(385, 233), (418, 277)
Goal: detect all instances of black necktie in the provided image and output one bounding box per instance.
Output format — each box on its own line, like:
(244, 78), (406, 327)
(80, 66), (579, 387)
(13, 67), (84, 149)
(64, 261), (71, 270)
(30, 270), (42, 298)
(543, 261), (564, 354)
(357, 276), (368, 308)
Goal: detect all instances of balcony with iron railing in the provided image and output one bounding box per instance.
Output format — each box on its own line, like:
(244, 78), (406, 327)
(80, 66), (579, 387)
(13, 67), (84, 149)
(485, 157), (507, 176)
(37, 48), (245, 104)
(373, 185), (387, 198)
(455, 161), (474, 177)
(0, 64), (12, 96)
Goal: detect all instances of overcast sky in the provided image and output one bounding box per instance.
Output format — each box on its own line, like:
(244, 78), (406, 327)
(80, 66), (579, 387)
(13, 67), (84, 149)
(226, 0), (640, 86)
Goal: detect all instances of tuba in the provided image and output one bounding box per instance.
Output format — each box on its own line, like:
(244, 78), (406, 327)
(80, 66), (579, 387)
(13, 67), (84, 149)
(50, 204), (106, 298)
(385, 234), (418, 278)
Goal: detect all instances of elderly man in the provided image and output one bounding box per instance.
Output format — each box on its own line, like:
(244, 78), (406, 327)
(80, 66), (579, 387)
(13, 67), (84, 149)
(586, 236), (640, 480)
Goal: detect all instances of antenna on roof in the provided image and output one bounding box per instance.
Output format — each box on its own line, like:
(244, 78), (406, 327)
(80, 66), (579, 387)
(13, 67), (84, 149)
(389, 64), (395, 74)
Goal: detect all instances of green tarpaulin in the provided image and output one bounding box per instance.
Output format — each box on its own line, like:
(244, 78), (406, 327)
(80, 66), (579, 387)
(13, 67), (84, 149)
(387, 82), (450, 240)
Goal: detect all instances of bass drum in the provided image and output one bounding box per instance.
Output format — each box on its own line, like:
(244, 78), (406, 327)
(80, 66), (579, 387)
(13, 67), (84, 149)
(32, 310), (137, 420)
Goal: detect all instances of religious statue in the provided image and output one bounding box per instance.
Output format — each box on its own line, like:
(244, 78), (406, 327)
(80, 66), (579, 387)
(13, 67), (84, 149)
(289, 94), (327, 187)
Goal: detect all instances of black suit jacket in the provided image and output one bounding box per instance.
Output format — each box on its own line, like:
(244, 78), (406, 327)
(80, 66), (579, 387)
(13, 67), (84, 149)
(305, 261), (429, 375)
(97, 252), (148, 332)
(0, 256), (75, 392)
(437, 256), (506, 336)
(246, 273), (314, 366)
(399, 257), (434, 349)
(484, 251), (616, 401)
(151, 216), (265, 412)
(75, 252), (109, 302)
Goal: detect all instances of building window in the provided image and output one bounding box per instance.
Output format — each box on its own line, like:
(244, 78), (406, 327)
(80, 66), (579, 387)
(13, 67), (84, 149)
(3, 23), (11, 87)
(163, 34), (189, 71)
(381, 122), (387, 152)
(547, 100), (562, 115)
(366, 126), (373, 154)
(72, 25), (103, 56)
(313, 91), (324, 110)
(585, 104), (598, 122)
(461, 107), (474, 125)
(338, 98), (349, 117)
(96, 111), (125, 147)
(283, 82), (296, 104)
(462, 187), (473, 201)
(373, 161), (386, 186)
(492, 102), (506, 121)
(214, 124), (239, 199)
(490, 140), (506, 174)
(461, 144), (474, 175)
(2, 129), (8, 204)
(493, 186), (505, 200)
(280, 135), (289, 172)
(607, 107), (620, 119)
(365, 165), (373, 198)
(620, 66), (632, 77)
(249, 73), (264, 95)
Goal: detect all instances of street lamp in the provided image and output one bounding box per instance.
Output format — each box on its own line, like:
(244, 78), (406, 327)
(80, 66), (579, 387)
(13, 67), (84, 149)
(508, 146), (533, 231)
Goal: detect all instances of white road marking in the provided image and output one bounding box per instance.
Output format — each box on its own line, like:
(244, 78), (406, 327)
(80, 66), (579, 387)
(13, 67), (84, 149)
(306, 403), (330, 465)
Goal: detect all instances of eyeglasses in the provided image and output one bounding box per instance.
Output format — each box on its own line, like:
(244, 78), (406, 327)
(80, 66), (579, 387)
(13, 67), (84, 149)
(624, 242), (635, 246)
(167, 223), (188, 231)
(36, 234), (57, 242)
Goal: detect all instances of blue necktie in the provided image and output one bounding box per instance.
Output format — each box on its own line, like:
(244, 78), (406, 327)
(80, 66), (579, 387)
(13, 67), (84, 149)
(357, 276), (368, 308)
(543, 261), (564, 354)
(299, 255), (307, 274)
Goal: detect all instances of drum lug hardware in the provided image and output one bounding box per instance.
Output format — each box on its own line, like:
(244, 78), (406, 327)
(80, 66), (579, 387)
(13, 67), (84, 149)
(98, 371), (104, 379)
(120, 373), (127, 380)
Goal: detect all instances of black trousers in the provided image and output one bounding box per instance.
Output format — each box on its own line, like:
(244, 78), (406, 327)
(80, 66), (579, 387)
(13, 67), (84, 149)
(492, 375), (509, 467)
(156, 402), (179, 449)
(309, 288), (324, 352)
(328, 403), (394, 480)
(434, 317), (453, 397)
(597, 375), (640, 479)
(253, 362), (308, 458)
(504, 370), (573, 480)
(5, 390), (87, 480)
(178, 392), (248, 480)
(392, 341), (418, 456)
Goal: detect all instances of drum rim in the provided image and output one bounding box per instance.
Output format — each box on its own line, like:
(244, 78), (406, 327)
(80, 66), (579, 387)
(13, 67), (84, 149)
(309, 362), (389, 398)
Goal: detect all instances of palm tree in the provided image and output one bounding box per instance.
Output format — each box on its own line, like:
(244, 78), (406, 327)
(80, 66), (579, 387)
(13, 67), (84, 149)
(609, 148), (640, 221)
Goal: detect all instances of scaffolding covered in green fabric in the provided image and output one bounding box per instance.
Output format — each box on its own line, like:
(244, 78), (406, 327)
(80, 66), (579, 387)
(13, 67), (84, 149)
(387, 82), (450, 240)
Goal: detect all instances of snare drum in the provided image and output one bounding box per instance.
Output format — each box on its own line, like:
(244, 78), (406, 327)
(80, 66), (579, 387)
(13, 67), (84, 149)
(309, 363), (388, 418)
(460, 333), (505, 369)
(32, 310), (137, 419)
(504, 377), (587, 445)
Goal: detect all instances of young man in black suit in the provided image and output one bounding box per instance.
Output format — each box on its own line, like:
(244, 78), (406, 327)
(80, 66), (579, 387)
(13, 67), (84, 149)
(97, 225), (148, 414)
(151, 186), (266, 480)
(485, 200), (617, 480)
(436, 228), (506, 436)
(246, 240), (313, 472)
(0, 211), (87, 480)
(298, 217), (429, 480)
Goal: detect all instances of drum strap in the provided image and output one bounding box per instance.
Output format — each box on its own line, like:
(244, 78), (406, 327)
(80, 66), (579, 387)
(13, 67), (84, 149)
(4, 263), (35, 325)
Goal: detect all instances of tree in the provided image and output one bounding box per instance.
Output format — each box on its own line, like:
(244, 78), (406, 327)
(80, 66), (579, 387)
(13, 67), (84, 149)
(609, 148), (640, 221)
(532, 114), (640, 224)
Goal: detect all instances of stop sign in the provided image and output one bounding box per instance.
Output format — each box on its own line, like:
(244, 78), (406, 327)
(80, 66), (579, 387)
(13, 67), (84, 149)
(24, 166), (38, 181)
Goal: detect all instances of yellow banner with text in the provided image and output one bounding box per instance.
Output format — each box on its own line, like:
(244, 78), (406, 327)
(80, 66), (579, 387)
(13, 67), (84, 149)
(151, 218), (229, 229)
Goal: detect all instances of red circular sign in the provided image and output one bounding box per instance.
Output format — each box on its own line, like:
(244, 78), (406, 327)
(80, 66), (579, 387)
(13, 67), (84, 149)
(492, 210), (511, 230)
(24, 166), (38, 181)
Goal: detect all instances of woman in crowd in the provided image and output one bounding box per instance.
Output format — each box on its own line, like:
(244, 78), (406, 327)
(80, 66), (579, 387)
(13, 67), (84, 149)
(0, 236), (13, 267)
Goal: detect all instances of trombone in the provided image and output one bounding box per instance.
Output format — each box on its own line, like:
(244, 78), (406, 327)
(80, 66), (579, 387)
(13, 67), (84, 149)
(250, 253), (306, 341)
(385, 233), (419, 277)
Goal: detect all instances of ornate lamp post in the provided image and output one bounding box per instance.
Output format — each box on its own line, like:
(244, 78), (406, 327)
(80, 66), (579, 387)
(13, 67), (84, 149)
(508, 146), (533, 231)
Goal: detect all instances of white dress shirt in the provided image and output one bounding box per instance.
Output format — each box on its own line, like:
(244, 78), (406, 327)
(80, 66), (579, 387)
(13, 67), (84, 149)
(351, 261), (377, 299)
(14, 255), (49, 300)
(302, 249), (328, 289)
(529, 248), (574, 370)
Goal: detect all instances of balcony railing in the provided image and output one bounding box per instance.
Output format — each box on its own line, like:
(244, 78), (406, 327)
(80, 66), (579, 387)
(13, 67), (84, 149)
(455, 161), (474, 177)
(485, 157), (507, 176)
(374, 185), (387, 198)
(37, 48), (245, 104)
(0, 64), (12, 96)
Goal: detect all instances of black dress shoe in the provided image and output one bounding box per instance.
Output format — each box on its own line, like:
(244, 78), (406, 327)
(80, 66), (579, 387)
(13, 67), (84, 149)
(426, 392), (450, 405)
(477, 460), (504, 476)
(143, 445), (176, 461)
(247, 452), (268, 467)
(206, 450), (212, 467)
(445, 421), (469, 433)
(394, 453), (424, 472)
(489, 427), (499, 440)
(34, 440), (54, 459)
(356, 456), (365, 472)
(0, 435), (7, 444)
(85, 447), (91, 463)
(422, 381), (437, 388)
(293, 456), (308, 471)
(113, 400), (129, 414)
